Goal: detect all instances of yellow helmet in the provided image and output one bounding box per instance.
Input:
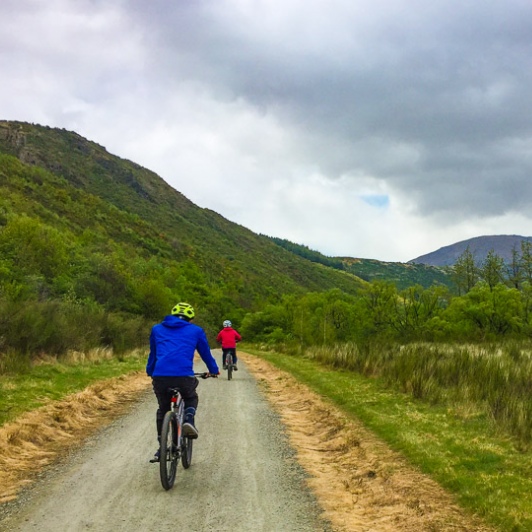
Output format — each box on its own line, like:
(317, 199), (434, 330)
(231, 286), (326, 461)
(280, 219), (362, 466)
(171, 302), (195, 320)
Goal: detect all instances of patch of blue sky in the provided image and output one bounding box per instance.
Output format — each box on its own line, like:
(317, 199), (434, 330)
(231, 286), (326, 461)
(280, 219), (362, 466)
(360, 194), (390, 208)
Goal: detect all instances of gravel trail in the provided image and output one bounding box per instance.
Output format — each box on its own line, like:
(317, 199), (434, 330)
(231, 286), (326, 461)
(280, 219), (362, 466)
(0, 357), (330, 532)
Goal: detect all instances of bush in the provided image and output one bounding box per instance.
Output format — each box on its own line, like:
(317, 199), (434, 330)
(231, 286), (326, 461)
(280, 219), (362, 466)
(0, 296), (150, 368)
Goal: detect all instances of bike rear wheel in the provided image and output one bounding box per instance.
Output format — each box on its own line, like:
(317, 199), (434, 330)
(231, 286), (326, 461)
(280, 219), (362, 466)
(159, 411), (178, 490)
(181, 437), (193, 469)
(227, 353), (233, 380)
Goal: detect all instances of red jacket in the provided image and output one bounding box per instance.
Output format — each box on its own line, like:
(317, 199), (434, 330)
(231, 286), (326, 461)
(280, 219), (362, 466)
(216, 327), (242, 348)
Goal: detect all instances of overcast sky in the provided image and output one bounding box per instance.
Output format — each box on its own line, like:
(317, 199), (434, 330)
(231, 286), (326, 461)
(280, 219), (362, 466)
(2, 0), (532, 262)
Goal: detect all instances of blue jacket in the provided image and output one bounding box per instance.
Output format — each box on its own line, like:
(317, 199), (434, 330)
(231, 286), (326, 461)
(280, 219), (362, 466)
(146, 315), (219, 377)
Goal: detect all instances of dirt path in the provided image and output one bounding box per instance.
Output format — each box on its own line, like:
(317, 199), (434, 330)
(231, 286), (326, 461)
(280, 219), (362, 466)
(0, 351), (493, 531)
(0, 352), (330, 531)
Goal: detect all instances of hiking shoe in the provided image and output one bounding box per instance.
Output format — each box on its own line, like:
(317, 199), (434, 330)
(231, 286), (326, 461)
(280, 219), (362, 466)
(182, 422), (199, 439)
(234, 365), (238, 371)
(223, 365), (227, 370)
(149, 449), (160, 463)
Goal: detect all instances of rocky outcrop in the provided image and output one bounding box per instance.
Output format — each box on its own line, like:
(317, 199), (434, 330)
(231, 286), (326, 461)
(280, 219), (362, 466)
(0, 121), (26, 151)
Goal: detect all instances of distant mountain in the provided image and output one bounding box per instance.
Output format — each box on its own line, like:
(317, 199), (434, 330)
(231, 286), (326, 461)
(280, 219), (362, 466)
(409, 235), (532, 267)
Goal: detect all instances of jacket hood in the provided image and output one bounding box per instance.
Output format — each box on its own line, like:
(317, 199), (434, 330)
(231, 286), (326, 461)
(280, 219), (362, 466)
(161, 315), (190, 329)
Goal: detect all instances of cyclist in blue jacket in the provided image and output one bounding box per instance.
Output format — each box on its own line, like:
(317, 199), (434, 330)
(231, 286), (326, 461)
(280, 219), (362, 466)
(146, 302), (219, 462)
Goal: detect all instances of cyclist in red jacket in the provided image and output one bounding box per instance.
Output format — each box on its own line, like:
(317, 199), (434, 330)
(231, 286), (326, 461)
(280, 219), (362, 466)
(216, 320), (242, 370)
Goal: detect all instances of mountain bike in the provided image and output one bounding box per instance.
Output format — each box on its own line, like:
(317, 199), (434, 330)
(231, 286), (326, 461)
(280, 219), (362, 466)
(224, 349), (236, 380)
(158, 372), (215, 490)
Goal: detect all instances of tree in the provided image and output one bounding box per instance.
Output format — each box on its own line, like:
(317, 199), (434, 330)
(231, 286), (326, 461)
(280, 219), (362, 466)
(452, 246), (479, 295)
(391, 284), (448, 340)
(324, 298), (356, 343)
(480, 249), (506, 291)
(507, 246), (522, 289)
(357, 281), (397, 340)
(520, 241), (532, 286)
(452, 283), (522, 338)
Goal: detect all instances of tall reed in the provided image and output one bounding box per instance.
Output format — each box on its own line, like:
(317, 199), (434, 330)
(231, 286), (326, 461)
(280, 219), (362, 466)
(305, 341), (532, 447)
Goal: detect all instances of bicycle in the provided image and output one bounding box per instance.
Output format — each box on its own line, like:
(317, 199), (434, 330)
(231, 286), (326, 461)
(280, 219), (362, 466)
(158, 372), (215, 490)
(224, 349), (237, 380)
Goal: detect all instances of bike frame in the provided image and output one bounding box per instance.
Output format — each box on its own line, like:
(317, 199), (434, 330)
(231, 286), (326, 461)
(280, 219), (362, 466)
(171, 392), (185, 449)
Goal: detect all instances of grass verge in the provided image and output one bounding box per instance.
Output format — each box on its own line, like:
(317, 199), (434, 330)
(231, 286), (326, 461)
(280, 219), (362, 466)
(247, 348), (532, 532)
(0, 348), (150, 504)
(0, 348), (148, 427)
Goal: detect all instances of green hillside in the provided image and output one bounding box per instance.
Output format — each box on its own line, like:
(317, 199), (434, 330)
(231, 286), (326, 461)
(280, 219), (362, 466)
(0, 120), (366, 355)
(269, 237), (453, 290)
(340, 257), (452, 290)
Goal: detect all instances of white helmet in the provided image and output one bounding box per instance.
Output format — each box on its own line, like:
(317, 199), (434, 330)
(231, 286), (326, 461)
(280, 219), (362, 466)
(223, 320), (232, 327)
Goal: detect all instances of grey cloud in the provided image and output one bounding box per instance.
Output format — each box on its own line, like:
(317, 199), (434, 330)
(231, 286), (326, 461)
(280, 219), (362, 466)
(128, 2), (532, 148)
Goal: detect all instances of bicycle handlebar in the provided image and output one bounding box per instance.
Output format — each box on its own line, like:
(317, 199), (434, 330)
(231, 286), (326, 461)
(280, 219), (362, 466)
(194, 372), (218, 379)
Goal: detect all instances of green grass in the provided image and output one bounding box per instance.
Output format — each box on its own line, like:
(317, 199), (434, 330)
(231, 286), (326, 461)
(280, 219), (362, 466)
(0, 350), (147, 426)
(247, 349), (532, 532)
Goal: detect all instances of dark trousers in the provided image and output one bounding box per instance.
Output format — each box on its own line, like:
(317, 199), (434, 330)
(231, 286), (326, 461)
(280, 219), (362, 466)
(152, 376), (199, 438)
(222, 347), (237, 365)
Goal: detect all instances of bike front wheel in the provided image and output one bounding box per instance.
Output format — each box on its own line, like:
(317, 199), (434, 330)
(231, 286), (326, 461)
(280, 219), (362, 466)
(181, 437), (193, 469)
(159, 411), (178, 490)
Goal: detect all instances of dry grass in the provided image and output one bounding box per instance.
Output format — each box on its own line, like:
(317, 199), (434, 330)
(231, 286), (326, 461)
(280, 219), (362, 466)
(32, 347), (116, 366)
(0, 371), (150, 503)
